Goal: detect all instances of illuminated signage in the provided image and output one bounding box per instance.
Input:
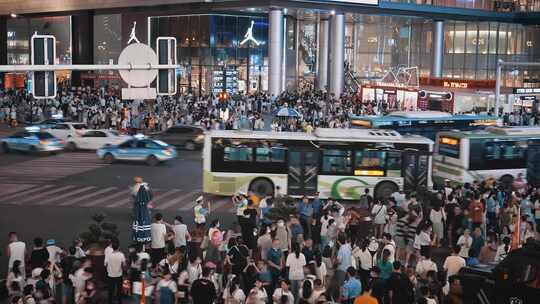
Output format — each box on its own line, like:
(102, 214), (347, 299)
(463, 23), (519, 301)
(354, 170), (384, 176)
(240, 21), (260, 46)
(351, 120), (372, 127)
(513, 87), (540, 94)
(439, 137), (459, 146)
(443, 81), (468, 89)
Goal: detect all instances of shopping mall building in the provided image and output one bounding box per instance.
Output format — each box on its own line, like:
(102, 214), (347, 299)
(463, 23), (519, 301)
(1, 0), (540, 112)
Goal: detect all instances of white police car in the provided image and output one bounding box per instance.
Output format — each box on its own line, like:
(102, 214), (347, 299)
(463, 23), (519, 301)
(96, 136), (177, 166)
(0, 128), (64, 154)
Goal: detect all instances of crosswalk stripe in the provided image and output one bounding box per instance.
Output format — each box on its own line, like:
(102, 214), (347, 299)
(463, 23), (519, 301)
(168, 190), (202, 210)
(0, 184), (36, 197)
(106, 196), (133, 208)
(13, 185), (77, 205)
(34, 186), (97, 206)
(81, 190), (130, 207)
(151, 190), (184, 204)
(0, 185), (55, 203)
(58, 187), (118, 206)
(106, 190), (180, 209)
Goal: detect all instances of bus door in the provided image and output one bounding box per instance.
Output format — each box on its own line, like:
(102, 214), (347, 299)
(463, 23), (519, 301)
(287, 148), (319, 196)
(402, 150), (429, 192)
(527, 142), (540, 188)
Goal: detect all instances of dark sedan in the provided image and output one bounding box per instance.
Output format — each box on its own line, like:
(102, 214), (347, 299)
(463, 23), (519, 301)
(150, 125), (205, 150)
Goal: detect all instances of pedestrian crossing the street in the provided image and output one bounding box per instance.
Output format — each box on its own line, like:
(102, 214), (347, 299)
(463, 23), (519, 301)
(0, 183), (233, 212)
(0, 153), (107, 184)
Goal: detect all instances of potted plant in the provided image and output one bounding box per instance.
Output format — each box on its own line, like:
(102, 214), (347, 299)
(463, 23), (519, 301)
(79, 213), (119, 281)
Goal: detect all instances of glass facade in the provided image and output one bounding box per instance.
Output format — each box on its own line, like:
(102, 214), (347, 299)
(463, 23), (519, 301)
(7, 16), (71, 65)
(149, 14), (268, 95)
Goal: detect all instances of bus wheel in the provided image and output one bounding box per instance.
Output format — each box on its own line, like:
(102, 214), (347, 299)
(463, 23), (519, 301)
(500, 174), (514, 189)
(249, 178), (274, 198)
(375, 182), (398, 200)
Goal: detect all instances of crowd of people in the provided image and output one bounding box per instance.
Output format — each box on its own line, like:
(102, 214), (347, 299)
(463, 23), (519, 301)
(0, 86), (409, 134)
(4, 173), (540, 304)
(3, 84), (540, 134)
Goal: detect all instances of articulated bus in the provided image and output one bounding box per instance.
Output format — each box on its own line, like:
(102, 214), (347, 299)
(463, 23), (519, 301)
(351, 111), (500, 140)
(203, 128), (433, 200)
(433, 126), (540, 185)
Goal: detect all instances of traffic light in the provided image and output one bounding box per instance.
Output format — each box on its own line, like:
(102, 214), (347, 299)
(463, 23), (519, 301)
(31, 34), (56, 99)
(156, 37), (177, 95)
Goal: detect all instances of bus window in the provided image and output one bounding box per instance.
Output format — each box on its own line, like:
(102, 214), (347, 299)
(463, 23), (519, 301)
(470, 139), (526, 170)
(355, 150), (386, 168)
(322, 149), (352, 174)
(224, 146), (253, 162)
(354, 150), (386, 176)
(255, 147), (286, 163)
(438, 136), (460, 158)
(386, 151), (402, 171)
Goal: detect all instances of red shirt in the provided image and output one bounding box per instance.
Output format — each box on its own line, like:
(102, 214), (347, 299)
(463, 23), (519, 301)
(469, 200), (484, 223)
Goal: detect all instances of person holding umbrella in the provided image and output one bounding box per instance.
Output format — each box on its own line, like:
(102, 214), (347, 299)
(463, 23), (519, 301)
(132, 176), (153, 244)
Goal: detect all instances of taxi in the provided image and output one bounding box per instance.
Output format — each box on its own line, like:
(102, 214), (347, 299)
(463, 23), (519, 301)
(97, 136), (177, 166)
(0, 128), (64, 154)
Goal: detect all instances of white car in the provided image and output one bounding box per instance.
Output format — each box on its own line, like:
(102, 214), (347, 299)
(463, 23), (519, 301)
(65, 130), (132, 151)
(45, 122), (87, 141)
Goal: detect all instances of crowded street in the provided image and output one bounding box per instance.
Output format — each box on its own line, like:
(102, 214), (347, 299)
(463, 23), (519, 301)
(2, 0), (540, 303)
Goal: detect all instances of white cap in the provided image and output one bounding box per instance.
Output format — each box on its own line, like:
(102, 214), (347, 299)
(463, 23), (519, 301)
(196, 195), (203, 202)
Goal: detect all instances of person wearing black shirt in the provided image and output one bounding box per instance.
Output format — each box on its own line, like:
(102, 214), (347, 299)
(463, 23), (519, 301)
(387, 261), (415, 304)
(190, 267), (217, 304)
(30, 237), (49, 270)
(243, 201), (258, 250)
(227, 237), (249, 276)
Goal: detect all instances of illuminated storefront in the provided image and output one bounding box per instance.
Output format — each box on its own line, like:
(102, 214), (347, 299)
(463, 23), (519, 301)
(149, 14), (268, 95)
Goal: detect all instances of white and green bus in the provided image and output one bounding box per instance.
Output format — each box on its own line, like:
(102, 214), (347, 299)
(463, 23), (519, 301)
(203, 128), (433, 199)
(433, 127), (540, 185)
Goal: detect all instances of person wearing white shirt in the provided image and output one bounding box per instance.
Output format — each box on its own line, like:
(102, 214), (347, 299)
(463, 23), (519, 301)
(7, 232), (26, 277)
(382, 233), (396, 263)
(223, 276), (246, 304)
(416, 252), (438, 279)
(151, 213), (168, 266)
(456, 229), (473, 258)
(272, 280), (295, 304)
(104, 241), (125, 304)
(286, 245), (306, 299)
(45, 239), (63, 264)
(172, 216), (190, 248)
(371, 201), (387, 239)
(443, 245), (466, 279)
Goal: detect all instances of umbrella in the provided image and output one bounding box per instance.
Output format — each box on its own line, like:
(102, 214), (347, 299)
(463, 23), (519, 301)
(276, 107), (301, 117)
(132, 184), (152, 243)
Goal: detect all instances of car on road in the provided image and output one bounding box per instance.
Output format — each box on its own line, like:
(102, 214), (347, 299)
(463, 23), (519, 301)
(44, 122), (87, 141)
(31, 118), (69, 129)
(0, 130), (64, 154)
(97, 137), (177, 166)
(150, 125), (205, 150)
(65, 129), (131, 151)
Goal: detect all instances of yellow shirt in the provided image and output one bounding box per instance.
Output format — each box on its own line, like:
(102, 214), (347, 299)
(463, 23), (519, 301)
(354, 294), (378, 304)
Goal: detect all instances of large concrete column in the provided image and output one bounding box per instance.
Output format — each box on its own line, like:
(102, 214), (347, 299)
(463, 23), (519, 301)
(317, 17), (329, 91)
(329, 13), (345, 97)
(71, 11), (94, 87)
(431, 20), (444, 78)
(268, 8), (283, 97)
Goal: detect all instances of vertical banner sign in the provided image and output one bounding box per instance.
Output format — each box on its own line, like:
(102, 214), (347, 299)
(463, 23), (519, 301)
(156, 37), (177, 95)
(31, 34), (57, 99)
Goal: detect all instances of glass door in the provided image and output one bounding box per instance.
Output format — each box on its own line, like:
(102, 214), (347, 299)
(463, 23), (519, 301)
(287, 149), (319, 196)
(402, 151), (429, 192)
